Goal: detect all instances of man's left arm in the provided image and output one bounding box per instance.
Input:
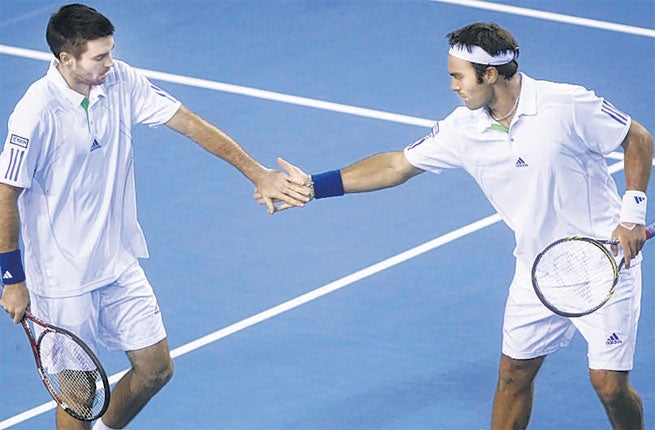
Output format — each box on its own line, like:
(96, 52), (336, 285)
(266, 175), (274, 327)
(612, 119), (654, 267)
(165, 105), (311, 213)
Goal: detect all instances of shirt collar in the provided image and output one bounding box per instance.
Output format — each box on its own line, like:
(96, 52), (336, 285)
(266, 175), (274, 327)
(516, 72), (537, 117)
(477, 72), (537, 132)
(46, 59), (107, 108)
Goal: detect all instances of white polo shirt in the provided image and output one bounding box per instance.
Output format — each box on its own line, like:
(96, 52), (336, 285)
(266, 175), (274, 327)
(0, 59), (181, 297)
(404, 73), (632, 265)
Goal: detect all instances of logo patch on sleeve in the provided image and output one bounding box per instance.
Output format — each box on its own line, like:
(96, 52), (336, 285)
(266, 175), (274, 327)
(9, 134), (29, 148)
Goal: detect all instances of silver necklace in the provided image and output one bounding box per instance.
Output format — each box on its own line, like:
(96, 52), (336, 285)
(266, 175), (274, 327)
(490, 94), (520, 122)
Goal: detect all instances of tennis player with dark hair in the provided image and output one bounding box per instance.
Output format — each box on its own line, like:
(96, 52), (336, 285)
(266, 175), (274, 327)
(261, 22), (653, 429)
(0, 3), (309, 430)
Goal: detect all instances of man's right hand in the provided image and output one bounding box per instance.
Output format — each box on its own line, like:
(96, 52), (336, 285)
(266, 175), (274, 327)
(1, 281), (30, 323)
(253, 158), (314, 213)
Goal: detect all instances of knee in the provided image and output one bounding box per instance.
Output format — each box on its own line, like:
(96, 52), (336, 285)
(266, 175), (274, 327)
(590, 370), (629, 404)
(496, 355), (544, 392)
(139, 356), (174, 392)
(497, 369), (528, 393)
(152, 356), (174, 388)
(497, 361), (518, 387)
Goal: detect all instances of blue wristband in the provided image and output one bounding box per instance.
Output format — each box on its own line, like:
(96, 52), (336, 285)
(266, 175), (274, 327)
(311, 170), (344, 199)
(0, 249), (26, 284)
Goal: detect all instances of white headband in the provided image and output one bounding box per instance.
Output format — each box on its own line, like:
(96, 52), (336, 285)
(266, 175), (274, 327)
(448, 44), (515, 65)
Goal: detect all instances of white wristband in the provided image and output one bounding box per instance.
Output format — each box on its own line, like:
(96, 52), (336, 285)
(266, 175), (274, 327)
(619, 190), (647, 225)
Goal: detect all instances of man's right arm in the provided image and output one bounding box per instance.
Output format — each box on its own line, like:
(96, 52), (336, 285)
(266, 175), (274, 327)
(0, 183), (29, 323)
(257, 151), (424, 210)
(341, 151), (424, 193)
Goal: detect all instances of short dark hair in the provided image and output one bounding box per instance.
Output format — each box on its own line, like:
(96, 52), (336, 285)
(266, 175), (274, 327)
(46, 3), (114, 59)
(447, 22), (519, 83)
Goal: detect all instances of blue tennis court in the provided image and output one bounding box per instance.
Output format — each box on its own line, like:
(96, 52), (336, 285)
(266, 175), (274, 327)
(0, 1), (653, 428)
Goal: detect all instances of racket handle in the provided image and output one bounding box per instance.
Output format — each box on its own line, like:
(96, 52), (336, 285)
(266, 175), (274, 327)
(646, 222), (655, 240)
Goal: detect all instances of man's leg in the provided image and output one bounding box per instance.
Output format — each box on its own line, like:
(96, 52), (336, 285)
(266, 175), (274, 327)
(54, 370), (101, 430)
(491, 353), (545, 430)
(56, 407), (91, 430)
(590, 369), (643, 430)
(95, 338), (173, 429)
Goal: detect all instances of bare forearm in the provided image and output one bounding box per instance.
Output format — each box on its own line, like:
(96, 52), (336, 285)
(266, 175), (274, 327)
(622, 120), (653, 192)
(0, 183), (21, 252)
(341, 151), (423, 193)
(167, 106), (311, 213)
(0, 184), (28, 323)
(166, 105), (267, 183)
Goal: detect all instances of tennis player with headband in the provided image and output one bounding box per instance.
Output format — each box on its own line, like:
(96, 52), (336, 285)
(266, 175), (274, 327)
(0, 3), (310, 430)
(260, 22), (653, 429)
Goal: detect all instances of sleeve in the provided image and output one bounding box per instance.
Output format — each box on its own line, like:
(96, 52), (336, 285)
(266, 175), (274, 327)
(122, 62), (181, 128)
(572, 88), (631, 155)
(403, 114), (464, 173)
(0, 104), (45, 189)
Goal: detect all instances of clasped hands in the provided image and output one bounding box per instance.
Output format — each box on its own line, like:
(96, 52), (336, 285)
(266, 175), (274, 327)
(254, 158), (312, 213)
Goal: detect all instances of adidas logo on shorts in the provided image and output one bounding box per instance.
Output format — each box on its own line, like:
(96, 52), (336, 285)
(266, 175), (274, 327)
(605, 333), (622, 345)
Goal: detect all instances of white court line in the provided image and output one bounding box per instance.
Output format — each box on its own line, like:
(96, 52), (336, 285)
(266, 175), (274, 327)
(142, 68), (434, 128)
(2, 159), (636, 428)
(0, 213), (503, 428)
(0, 367), (130, 429)
(2, 44), (651, 167)
(431, 0), (655, 38)
(0, 44), (433, 129)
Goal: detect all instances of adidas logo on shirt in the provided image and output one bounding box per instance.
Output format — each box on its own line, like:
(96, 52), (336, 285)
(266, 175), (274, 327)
(90, 139), (102, 152)
(605, 333), (622, 345)
(515, 157), (529, 168)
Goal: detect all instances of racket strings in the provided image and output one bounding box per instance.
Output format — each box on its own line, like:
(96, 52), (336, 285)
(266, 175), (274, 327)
(38, 331), (107, 420)
(535, 240), (617, 313)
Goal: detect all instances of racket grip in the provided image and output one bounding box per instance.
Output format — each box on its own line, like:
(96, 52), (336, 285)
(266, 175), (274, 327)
(646, 222), (655, 240)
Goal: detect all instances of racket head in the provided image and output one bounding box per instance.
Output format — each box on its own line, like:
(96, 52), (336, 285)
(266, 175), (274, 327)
(24, 314), (110, 421)
(531, 236), (620, 317)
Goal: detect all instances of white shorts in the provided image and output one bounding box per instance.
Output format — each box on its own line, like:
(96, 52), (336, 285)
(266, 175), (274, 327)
(502, 260), (641, 371)
(30, 262), (167, 353)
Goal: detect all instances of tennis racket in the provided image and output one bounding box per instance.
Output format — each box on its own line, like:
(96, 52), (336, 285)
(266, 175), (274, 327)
(20, 311), (110, 421)
(531, 223), (654, 317)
